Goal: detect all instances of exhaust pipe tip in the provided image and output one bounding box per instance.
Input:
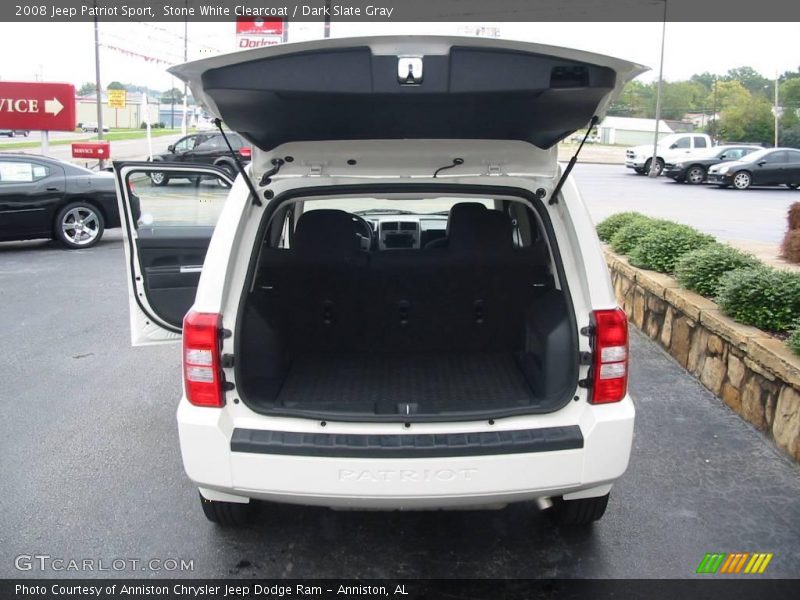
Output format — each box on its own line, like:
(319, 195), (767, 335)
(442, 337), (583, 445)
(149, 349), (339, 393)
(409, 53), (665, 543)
(536, 496), (553, 511)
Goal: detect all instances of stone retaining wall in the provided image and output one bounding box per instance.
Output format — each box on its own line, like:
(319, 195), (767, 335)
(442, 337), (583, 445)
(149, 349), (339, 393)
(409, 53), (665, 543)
(604, 249), (800, 462)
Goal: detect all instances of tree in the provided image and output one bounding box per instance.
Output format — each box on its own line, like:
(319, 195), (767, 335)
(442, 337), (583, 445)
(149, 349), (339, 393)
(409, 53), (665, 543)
(718, 98), (774, 145)
(690, 72), (716, 94)
(659, 81), (707, 120)
(708, 80), (751, 113)
(780, 78), (800, 111)
(106, 81), (126, 90)
(160, 88), (184, 104)
(781, 126), (800, 149)
(608, 80), (654, 117)
(723, 66), (770, 99)
(77, 82), (96, 96)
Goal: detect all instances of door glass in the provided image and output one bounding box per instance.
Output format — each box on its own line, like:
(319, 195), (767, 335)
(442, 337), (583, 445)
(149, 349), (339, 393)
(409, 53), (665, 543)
(0, 161), (35, 183)
(763, 151), (786, 164)
(693, 137), (707, 148)
(673, 137), (690, 149)
(173, 136), (194, 153)
(126, 168), (232, 229)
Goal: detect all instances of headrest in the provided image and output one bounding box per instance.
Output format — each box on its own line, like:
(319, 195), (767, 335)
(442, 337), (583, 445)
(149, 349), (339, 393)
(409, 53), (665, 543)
(293, 209), (360, 257)
(447, 203), (514, 255)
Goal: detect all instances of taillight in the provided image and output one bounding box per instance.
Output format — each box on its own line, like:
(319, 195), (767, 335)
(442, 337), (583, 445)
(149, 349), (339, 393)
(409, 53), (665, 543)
(590, 308), (629, 404)
(239, 147), (251, 158)
(183, 311), (224, 407)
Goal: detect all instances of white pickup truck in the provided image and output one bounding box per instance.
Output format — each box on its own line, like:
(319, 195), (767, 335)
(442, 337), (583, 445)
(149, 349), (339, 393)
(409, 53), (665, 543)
(625, 132), (714, 176)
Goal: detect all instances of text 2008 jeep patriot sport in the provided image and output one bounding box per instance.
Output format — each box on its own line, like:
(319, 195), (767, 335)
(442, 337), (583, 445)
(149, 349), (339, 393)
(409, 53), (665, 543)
(113, 36), (644, 527)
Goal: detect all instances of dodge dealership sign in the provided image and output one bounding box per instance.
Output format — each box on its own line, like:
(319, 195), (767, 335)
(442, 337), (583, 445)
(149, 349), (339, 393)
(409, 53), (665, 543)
(0, 82), (76, 131)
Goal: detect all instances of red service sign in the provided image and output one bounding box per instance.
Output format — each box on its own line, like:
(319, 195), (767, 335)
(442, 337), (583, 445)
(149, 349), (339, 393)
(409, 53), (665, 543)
(235, 16), (284, 36)
(72, 142), (110, 159)
(0, 81), (76, 132)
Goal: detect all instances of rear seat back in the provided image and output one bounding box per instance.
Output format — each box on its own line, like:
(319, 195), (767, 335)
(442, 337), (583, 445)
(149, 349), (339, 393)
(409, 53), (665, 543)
(254, 204), (552, 355)
(256, 210), (367, 352)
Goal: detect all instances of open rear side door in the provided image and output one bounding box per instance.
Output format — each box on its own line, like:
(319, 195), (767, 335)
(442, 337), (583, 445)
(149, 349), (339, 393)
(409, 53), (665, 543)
(113, 162), (233, 346)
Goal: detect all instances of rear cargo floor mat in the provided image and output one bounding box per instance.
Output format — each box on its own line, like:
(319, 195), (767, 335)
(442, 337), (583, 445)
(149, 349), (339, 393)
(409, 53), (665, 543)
(274, 352), (536, 415)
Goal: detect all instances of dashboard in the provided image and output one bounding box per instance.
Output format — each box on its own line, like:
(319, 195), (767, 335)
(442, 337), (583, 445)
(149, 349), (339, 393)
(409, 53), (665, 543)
(366, 215), (448, 250)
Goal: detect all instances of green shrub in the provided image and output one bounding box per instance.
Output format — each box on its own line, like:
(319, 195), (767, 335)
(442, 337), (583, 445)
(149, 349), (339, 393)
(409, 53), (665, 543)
(628, 223), (715, 273)
(596, 212), (651, 242)
(674, 243), (761, 297)
(715, 266), (800, 332)
(788, 321), (800, 356)
(609, 218), (669, 255)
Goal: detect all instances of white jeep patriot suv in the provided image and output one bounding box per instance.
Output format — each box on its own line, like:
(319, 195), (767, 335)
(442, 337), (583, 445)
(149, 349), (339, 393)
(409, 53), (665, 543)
(114, 36), (643, 527)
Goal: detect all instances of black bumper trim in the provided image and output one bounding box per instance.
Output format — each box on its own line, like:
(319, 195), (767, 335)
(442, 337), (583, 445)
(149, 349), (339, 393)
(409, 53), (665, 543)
(230, 426), (584, 458)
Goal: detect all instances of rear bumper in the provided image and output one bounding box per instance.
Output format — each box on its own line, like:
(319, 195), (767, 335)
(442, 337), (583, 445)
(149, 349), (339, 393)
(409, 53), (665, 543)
(177, 397), (635, 509)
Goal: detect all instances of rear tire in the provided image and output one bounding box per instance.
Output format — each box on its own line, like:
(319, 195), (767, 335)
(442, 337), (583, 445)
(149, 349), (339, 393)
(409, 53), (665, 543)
(54, 201), (105, 249)
(150, 171), (169, 186)
(216, 163), (236, 187)
(644, 158), (664, 177)
(199, 493), (256, 526)
(549, 493), (609, 526)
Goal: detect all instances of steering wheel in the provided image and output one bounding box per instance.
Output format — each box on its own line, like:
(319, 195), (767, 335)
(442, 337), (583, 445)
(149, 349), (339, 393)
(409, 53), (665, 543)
(351, 214), (375, 251)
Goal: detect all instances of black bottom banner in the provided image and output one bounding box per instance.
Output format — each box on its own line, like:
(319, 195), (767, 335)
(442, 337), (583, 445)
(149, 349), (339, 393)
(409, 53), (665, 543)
(2, 579), (799, 600)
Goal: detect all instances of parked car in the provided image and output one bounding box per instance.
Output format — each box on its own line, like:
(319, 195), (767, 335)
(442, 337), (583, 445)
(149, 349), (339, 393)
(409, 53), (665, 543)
(80, 122), (109, 133)
(147, 131), (251, 185)
(114, 36), (642, 527)
(0, 153), (138, 248)
(663, 145), (762, 184)
(0, 129), (30, 137)
(625, 132), (714, 176)
(707, 148), (800, 189)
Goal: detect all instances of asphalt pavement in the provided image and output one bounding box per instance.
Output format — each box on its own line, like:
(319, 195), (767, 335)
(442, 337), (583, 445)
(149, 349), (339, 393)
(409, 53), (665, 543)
(1, 227), (799, 579)
(574, 163), (798, 246)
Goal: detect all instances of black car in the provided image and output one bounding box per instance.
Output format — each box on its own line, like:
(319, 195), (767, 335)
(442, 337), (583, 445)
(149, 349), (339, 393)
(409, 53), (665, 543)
(0, 153), (138, 249)
(707, 148), (800, 190)
(148, 131), (251, 185)
(663, 145), (761, 184)
(0, 129), (31, 137)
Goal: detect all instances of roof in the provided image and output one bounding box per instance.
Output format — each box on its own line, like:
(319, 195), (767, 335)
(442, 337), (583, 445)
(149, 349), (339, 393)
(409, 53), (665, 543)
(598, 116), (674, 134)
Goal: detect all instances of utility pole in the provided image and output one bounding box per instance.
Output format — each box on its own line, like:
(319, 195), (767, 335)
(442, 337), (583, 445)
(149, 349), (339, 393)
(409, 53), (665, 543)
(182, 0), (188, 135)
(93, 1), (105, 168)
(324, 0), (331, 38)
(712, 77), (718, 142)
(774, 74), (779, 147)
(649, 0), (667, 178)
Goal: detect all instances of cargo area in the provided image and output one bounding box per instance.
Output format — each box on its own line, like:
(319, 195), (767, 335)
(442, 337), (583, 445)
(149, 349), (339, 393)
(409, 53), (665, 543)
(235, 197), (579, 421)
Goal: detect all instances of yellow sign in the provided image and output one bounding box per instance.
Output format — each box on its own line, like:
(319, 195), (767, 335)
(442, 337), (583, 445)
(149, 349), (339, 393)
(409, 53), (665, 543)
(108, 89), (126, 109)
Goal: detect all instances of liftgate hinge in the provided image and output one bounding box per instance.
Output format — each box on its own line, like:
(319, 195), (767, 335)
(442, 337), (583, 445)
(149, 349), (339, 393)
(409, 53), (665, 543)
(221, 354), (235, 368)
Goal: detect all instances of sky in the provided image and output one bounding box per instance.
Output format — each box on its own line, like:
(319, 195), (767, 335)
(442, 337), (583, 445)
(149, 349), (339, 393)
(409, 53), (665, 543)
(0, 21), (797, 92)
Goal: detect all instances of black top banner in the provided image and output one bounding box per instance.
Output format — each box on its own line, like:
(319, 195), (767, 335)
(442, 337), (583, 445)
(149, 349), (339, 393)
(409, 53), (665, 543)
(3, 0), (800, 22)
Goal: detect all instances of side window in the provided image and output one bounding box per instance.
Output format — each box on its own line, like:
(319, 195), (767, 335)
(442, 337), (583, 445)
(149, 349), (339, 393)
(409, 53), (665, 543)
(673, 137), (691, 149)
(126, 168), (231, 229)
(0, 161), (49, 183)
(195, 136), (226, 151)
(722, 149), (742, 160)
(786, 150), (800, 163)
(693, 137), (708, 149)
(763, 152), (786, 164)
(173, 136), (195, 153)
